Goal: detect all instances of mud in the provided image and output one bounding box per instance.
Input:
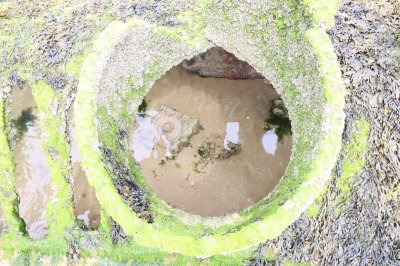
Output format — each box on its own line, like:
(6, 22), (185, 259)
(11, 85), (51, 239)
(132, 65), (292, 216)
(0, 207), (7, 235)
(70, 108), (101, 229)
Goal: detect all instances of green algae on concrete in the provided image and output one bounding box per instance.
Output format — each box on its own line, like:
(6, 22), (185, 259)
(74, 0), (345, 257)
(1, 81), (78, 259)
(303, 0), (340, 28)
(0, 100), (23, 235)
(336, 119), (370, 205)
(31, 81), (75, 240)
(0, 0), (346, 261)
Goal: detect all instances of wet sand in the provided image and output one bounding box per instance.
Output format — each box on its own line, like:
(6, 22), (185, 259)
(11, 85), (52, 239)
(132, 66), (292, 216)
(70, 108), (101, 229)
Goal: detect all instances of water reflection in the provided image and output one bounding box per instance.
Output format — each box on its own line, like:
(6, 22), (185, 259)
(77, 210), (91, 227)
(11, 85), (51, 239)
(262, 129), (278, 155)
(131, 111), (171, 162)
(15, 122), (51, 239)
(70, 107), (101, 230)
(224, 122), (240, 149)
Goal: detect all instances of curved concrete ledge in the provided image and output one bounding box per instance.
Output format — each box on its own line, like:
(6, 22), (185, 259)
(74, 0), (344, 257)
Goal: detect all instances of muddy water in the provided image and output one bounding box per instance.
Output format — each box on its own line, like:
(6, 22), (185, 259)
(133, 65), (292, 216)
(11, 85), (51, 239)
(0, 207), (7, 234)
(70, 108), (101, 229)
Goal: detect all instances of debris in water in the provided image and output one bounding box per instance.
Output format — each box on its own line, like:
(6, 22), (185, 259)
(197, 134), (242, 169)
(131, 113), (161, 162)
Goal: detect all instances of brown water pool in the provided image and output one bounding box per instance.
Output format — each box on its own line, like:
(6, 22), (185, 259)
(11, 85), (51, 239)
(131, 65), (292, 216)
(70, 108), (101, 229)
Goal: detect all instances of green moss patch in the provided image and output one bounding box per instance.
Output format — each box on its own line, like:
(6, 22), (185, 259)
(336, 120), (370, 204)
(32, 81), (75, 240)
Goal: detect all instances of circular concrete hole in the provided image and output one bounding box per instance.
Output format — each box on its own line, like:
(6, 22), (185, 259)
(74, 18), (345, 256)
(131, 54), (293, 217)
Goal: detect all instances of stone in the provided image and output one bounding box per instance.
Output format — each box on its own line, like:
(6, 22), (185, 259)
(154, 105), (202, 155)
(197, 134), (241, 169)
(182, 47), (264, 80)
(272, 107), (285, 116)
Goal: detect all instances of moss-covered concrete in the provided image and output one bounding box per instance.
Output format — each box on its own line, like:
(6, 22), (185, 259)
(0, 0), (346, 261)
(336, 119), (370, 205)
(31, 81), (76, 240)
(0, 100), (23, 234)
(0, 81), (76, 258)
(73, 0), (345, 257)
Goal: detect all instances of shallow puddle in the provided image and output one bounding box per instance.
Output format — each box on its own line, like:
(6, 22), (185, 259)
(0, 207), (7, 235)
(70, 108), (101, 229)
(11, 85), (52, 239)
(132, 65), (292, 216)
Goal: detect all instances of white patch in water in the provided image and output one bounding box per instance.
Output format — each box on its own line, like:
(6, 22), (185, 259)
(131, 113), (160, 162)
(77, 210), (91, 226)
(262, 129), (278, 155)
(131, 111), (172, 161)
(224, 122), (240, 149)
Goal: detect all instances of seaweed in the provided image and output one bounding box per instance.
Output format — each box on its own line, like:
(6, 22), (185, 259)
(265, 102), (292, 141)
(12, 108), (36, 138)
(137, 98), (147, 117)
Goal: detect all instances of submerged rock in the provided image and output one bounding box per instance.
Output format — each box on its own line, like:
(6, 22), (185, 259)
(197, 134), (241, 169)
(154, 105), (202, 155)
(182, 47), (264, 80)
